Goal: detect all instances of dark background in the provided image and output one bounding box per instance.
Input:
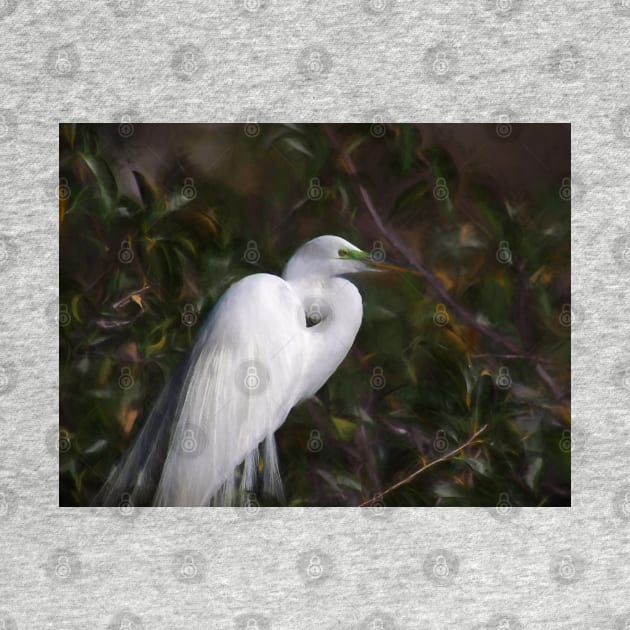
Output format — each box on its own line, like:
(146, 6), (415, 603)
(59, 122), (571, 507)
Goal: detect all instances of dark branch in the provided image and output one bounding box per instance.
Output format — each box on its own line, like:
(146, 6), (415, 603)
(359, 424), (488, 506)
(323, 125), (564, 401)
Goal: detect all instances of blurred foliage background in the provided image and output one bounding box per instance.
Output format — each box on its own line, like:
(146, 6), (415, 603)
(59, 122), (571, 507)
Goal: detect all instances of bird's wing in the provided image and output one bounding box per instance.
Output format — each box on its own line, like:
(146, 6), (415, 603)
(152, 273), (307, 506)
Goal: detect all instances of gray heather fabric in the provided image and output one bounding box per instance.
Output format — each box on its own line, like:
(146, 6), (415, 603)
(1, 1), (629, 628)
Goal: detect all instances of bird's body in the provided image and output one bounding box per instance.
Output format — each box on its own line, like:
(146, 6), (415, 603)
(96, 235), (375, 507)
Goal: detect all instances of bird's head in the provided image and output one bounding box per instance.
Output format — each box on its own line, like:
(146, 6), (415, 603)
(282, 235), (383, 282)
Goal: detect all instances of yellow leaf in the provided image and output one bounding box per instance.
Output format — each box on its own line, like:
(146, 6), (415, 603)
(187, 210), (220, 237)
(119, 342), (139, 363)
(98, 357), (112, 386)
(120, 404), (140, 435)
(443, 327), (466, 352)
(331, 416), (357, 440)
(459, 223), (483, 247)
(530, 266), (553, 287)
(70, 294), (82, 323)
(434, 269), (454, 291)
(131, 294), (143, 309)
(361, 352), (377, 363)
(146, 332), (167, 356)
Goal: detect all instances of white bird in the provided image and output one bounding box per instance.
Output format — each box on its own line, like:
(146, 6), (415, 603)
(95, 235), (384, 507)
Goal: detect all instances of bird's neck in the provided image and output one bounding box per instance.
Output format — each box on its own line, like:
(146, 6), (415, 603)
(286, 275), (359, 316)
(287, 275), (364, 400)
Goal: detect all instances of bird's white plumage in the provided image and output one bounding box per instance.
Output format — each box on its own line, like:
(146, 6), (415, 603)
(96, 235), (373, 506)
(154, 274), (307, 506)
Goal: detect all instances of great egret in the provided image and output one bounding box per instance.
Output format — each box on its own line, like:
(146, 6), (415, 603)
(95, 235), (386, 507)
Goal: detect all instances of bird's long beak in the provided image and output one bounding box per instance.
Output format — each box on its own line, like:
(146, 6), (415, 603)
(367, 260), (421, 275)
(343, 249), (422, 277)
(363, 252), (423, 277)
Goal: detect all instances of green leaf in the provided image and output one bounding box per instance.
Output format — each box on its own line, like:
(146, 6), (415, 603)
(282, 136), (314, 158)
(78, 152), (118, 211)
(83, 439), (108, 454)
(466, 457), (490, 477)
(525, 456), (543, 491)
(133, 170), (160, 208)
(434, 482), (465, 498)
(336, 474), (362, 492)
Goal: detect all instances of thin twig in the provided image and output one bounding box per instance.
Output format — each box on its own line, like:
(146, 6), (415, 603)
(112, 285), (152, 310)
(323, 125), (565, 401)
(359, 424), (488, 506)
(471, 353), (558, 365)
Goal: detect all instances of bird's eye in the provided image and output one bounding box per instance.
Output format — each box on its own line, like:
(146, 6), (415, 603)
(338, 248), (348, 257)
